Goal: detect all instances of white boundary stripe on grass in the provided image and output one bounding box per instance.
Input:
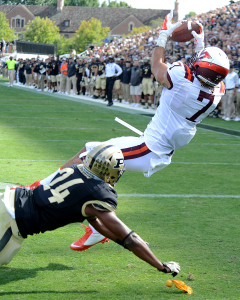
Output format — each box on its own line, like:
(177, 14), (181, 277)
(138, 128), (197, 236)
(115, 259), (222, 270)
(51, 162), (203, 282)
(0, 139), (239, 146)
(173, 162), (240, 166)
(0, 158), (239, 165)
(0, 139), (86, 142)
(0, 159), (65, 162)
(119, 193), (240, 199)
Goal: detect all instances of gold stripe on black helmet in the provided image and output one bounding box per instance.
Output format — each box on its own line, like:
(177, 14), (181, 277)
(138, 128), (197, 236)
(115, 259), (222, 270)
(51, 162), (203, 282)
(84, 143), (124, 186)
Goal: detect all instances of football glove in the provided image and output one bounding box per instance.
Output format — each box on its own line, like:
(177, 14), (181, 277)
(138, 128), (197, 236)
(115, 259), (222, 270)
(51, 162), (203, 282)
(191, 21), (204, 52)
(156, 10), (181, 48)
(162, 261), (180, 277)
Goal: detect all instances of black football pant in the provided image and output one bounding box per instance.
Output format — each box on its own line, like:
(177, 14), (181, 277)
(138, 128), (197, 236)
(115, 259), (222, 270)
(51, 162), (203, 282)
(106, 77), (116, 104)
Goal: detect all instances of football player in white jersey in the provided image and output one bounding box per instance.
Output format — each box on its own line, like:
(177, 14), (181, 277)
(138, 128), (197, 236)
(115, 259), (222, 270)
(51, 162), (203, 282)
(27, 12), (230, 251)
(66, 11), (229, 251)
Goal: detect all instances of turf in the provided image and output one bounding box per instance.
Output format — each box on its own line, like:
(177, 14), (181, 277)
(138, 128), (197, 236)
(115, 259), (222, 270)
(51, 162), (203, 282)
(0, 82), (239, 299)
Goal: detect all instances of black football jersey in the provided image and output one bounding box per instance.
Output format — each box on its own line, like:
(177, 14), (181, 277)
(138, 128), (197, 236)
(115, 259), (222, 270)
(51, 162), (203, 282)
(76, 63), (85, 74)
(50, 61), (59, 75)
(14, 165), (118, 238)
(90, 62), (98, 75)
(97, 62), (105, 75)
(18, 62), (25, 72)
(141, 64), (152, 78)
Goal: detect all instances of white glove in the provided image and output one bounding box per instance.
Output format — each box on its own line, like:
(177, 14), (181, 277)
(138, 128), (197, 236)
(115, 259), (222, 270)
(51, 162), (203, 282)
(191, 21), (204, 52)
(163, 261), (180, 277)
(156, 10), (182, 48)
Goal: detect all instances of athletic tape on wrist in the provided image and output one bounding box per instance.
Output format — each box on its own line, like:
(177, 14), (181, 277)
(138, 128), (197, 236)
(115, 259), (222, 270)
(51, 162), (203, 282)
(156, 32), (168, 48)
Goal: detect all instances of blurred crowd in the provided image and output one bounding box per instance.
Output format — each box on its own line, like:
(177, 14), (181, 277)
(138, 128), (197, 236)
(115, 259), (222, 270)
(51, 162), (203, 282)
(0, 55), (161, 109)
(0, 1), (240, 119)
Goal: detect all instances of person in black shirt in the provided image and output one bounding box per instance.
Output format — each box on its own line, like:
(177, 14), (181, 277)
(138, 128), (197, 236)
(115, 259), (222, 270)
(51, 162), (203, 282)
(48, 56), (59, 93)
(0, 144), (180, 278)
(66, 57), (77, 95)
(75, 57), (85, 95)
(89, 57), (98, 97)
(32, 59), (39, 88)
(17, 58), (26, 85)
(94, 56), (106, 99)
(140, 57), (154, 109)
(37, 58), (47, 91)
(121, 60), (132, 104)
(24, 59), (33, 86)
(113, 57), (123, 102)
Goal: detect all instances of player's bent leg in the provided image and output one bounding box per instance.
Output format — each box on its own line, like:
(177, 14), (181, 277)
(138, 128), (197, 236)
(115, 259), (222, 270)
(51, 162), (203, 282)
(71, 136), (173, 251)
(70, 224), (109, 251)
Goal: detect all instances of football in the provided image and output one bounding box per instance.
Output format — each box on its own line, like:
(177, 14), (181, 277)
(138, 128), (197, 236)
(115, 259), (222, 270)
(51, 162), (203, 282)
(170, 21), (201, 42)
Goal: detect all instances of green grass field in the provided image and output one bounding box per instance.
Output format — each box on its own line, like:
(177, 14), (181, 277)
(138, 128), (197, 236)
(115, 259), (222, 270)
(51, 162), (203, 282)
(0, 82), (239, 300)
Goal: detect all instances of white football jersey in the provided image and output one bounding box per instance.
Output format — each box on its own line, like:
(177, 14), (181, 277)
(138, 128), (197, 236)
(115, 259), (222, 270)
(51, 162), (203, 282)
(144, 61), (225, 156)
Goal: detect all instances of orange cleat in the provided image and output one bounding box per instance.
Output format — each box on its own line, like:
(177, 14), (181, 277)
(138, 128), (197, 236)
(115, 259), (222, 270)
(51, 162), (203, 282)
(70, 224), (109, 251)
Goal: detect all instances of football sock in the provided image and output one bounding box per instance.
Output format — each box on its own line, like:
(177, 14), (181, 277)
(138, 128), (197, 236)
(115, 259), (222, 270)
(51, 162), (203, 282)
(89, 224), (100, 234)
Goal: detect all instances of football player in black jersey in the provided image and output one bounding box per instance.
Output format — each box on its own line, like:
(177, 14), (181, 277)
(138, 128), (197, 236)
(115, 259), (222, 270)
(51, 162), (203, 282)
(17, 58), (26, 85)
(89, 57), (98, 97)
(94, 56), (106, 99)
(76, 57), (85, 95)
(140, 57), (155, 109)
(0, 144), (180, 277)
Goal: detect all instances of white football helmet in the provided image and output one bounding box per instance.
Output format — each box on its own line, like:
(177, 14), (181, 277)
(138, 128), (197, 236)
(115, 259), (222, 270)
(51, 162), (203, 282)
(84, 143), (124, 186)
(191, 46), (229, 87)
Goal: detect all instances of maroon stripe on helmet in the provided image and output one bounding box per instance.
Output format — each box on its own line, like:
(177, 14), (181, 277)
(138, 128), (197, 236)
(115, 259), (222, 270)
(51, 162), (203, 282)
(197, 61), (229, 76)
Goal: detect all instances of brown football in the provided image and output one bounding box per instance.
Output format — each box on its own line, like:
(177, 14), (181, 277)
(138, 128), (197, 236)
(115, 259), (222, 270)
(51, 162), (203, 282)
(170, 21), (201, 42)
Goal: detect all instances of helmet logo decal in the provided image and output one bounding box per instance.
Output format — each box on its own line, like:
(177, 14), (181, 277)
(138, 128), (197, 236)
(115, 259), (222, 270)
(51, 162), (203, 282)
(199, 51), (212, 60)
(113, 158), (124, 169)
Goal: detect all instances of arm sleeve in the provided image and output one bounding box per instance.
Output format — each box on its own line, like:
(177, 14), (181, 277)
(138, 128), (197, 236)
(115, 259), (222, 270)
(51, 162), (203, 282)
(115, 64), (123, 76)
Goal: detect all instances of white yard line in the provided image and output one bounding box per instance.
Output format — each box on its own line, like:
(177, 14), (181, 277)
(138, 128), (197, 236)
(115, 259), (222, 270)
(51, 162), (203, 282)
(0, 159), (65, 162)
(172, 161), (240, 165)
(0, 181), (238, 199)
(119, 193), (240, 199)
(0, 158), (239, 165)
(0, 139), (86, 142)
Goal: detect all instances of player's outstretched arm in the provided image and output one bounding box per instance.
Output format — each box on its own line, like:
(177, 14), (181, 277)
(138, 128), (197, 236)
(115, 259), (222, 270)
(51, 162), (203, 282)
(85, 205), (180, 277)
(151, 11), (181, 88)
(61, 147), (87, 169)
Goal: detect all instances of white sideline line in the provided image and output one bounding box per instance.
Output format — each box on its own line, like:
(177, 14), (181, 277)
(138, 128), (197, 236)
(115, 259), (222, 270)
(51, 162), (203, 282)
(119, 194), (240, 199)
(0, 181), (238, 199)
(0, 125), (112, 131)
(0, 158), (239, 165)
(0, 159), (65, 162)
(173, 162), (240, 166)
(0, 116), (100, 120)
(0, 139), (86, 142)
(0, 139), (239, 146)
